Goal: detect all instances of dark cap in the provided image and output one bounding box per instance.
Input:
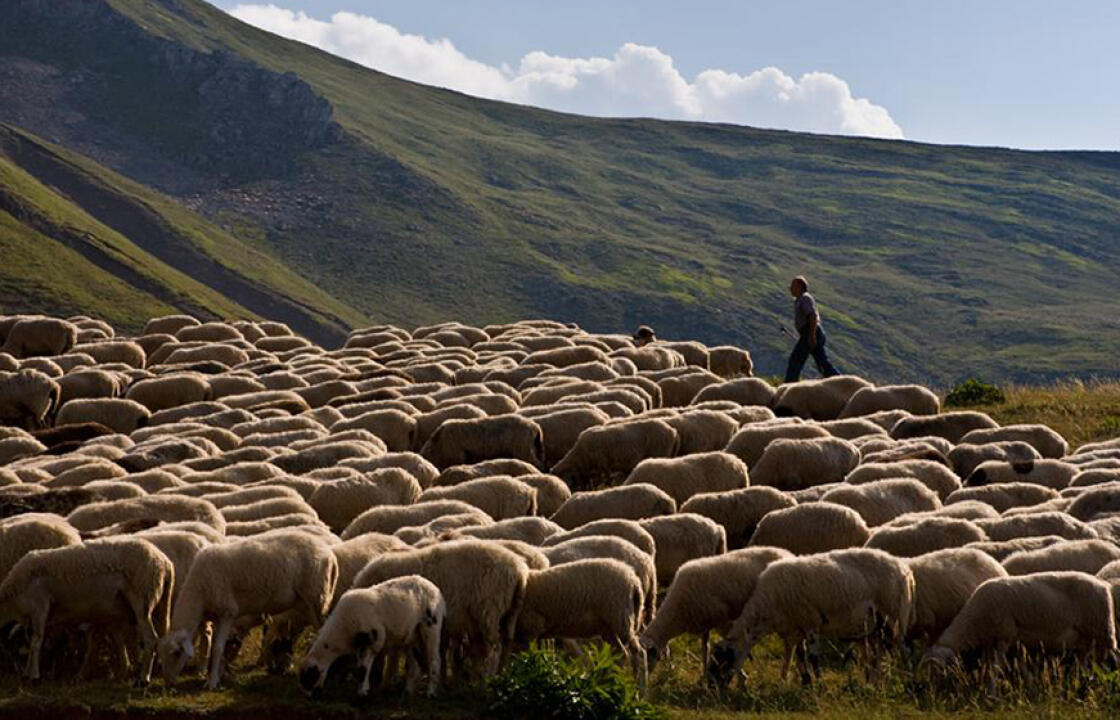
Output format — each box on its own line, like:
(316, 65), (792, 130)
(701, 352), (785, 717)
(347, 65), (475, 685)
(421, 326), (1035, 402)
(633, 325), (655, 340)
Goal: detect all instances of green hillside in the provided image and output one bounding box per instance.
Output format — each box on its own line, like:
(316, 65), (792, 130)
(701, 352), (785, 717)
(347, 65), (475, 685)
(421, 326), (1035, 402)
(1, 0), (1118, 382)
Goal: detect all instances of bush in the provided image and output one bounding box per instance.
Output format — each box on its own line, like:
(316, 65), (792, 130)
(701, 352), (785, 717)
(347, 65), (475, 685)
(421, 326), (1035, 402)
(945, 378), (1005, 407)
(487, 644), (662, 720)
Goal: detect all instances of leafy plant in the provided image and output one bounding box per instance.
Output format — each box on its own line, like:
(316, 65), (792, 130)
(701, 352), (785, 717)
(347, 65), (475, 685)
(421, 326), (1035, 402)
(488, 644), (663, 720)
(945, 378), (1006, 407)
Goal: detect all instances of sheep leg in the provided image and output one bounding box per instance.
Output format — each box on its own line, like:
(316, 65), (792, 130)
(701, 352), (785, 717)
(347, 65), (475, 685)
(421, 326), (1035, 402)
(779, 637), (797, 683)
(206, 617), (233, 690)
(25, 611), (47, 681)
(423, 624), (442, 697)
(357, 648), (377, 697)
(795, 641), (811, 686)
(700, 631), (710, 671)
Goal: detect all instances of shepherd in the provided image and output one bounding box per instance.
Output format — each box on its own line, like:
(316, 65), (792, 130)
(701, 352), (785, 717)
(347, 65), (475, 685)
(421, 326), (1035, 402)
(785, 275), (841, 382)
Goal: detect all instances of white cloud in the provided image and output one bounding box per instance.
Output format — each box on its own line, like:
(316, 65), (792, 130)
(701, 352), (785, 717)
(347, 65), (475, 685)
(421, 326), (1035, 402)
(228, 4), (904, 139)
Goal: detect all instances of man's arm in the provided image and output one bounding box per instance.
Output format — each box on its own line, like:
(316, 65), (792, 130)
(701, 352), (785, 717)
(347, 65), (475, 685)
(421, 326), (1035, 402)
(807, 314), (818, 349)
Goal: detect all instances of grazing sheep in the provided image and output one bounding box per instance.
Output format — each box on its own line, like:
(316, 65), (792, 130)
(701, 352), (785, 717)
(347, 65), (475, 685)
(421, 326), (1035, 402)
(453, 517), (562, 546)
(550, 419), (679, 489)
(299, 576), (446, 697)
(680, 487), (797, 549)
(709, 548), (914, 685)
(516, 474), (571, 518)
(273, 440), (386, 475)
(966, 459), (1077, 490)
(1068, 484), (1120, 521)
(966, 536), (1067, 562)
(658, 371), (720, 407)
(839, 385), (940, 418)
(640, 547), (792, 671)
(418, 476), (537, 521)
(342, 501), (492, 540)
(550, 484), (676, 530)
(0, 537), (173, 681)
(1070, 469), (1120, 488)
(435, 459), (540, 486)
(924, 572), (1117, 679)
(772, 376), (872, 421)
(820, 479), (941, 527)
(420, 415), (543, 470)
(144, 316), (199, 336)
(819, 418), (888, 441)
(961, 425), (1070, 460)
(890, 412), (999, 444)
(724, 422), (831, 468)
(661, 410), (740, 454)
(0, 435), (46, 464)
(707, 346), (754, 379)
(56, 398), (151, 434)
(692, 377), (773, 406)
(57, 369), (125, 404)
(751, 437), (859, 491)
(67, 495), (224, 534)
(220, 496), (316, 524)
(542, 519), (657, 557)
(126, 374), (212, 413)
(845, 460), (961, 500)
(623, 452), (749, 505)
(0, 369), (61, 430)
(948, 442), (1042, 479)
(977, 512), (1097, 542)
(353, 539), (528, 678)
(945, 483), (1059, 513)
(906, 548), (1008, 641)
(75, 341), (146, 369)
(1001, 539), (1120, 576)
(749, 503), (870, 555)
(522, 406), (610, 468)
(866, 516), (987, 557)
(1, 317), (77, 358)
(0, 514), (82, 583)
(308, 470), (422, 533)
(158, 530), (338, 689)
(639, 513), (727, 584)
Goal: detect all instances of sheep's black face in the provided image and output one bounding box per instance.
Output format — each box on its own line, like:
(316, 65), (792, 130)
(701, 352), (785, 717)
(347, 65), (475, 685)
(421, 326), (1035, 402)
(644, 643), (662, 672)
(299, 665), (320, 693)
(706, 643), (738, 686)
(965, 468), (987, 486)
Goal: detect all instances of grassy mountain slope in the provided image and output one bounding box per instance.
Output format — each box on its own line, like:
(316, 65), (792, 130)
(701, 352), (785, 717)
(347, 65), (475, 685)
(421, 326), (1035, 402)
(1, 0), (1118, 382)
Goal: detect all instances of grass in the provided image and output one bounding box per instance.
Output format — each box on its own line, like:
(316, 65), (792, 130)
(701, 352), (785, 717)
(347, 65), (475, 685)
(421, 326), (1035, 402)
(970, 380), (1120, 449)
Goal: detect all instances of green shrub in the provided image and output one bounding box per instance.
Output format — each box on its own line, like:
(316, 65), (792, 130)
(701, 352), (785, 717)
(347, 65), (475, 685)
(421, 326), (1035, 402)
(945, 378), (1006, 407)
(487, 644), (663, 720)
(1098, 415), (1120, 437)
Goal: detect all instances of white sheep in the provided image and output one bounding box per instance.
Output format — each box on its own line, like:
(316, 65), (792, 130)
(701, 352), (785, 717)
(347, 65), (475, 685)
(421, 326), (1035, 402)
(749, 502), (870, 555)
(67, 495), (224, 534)
(680, 487), (796, 549)
(0, 369), (61, 430)
(541, 518), (657, 557)
(724, 421), (830, 468)
(977, 512), (1097, 542)
(960, 425), (1070, 459)
(341, 500), (492, 540)
(820, 479), (941, 527)
(866, 516), (987, 557)
(844, 460), (961, 501)
(750, 437), (859, 491)
(965, 459), (1078, 490)
(549, 484), (676, 530)
(418, 476), (537, 521)
(623, 451), (749, 505)
(56, 398), (151, 434)
(542, 535), (657, 624)
(905, 548), (1007, 641)
(299, 576), (445, 697)
(839, 384), (940, 418)
(639, 513), (727, 584)
(1002, 539), (1120, 576)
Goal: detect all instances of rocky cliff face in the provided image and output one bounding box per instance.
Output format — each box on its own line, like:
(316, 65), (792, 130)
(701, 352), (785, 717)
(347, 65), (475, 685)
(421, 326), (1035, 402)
(0, 0), (340, 183)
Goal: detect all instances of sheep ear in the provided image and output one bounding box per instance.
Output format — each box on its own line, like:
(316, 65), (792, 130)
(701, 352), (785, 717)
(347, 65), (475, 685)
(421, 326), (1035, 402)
(353, 630), (377, 650)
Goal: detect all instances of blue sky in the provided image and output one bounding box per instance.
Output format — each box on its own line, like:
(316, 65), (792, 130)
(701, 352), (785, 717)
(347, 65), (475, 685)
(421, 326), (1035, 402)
(215, 1), (1120, 150)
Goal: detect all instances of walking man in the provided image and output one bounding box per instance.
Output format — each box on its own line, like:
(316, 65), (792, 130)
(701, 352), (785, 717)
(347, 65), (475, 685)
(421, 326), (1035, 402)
(785, 276), (841, 382)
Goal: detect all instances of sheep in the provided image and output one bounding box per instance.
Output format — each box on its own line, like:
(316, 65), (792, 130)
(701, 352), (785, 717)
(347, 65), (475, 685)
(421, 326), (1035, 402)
(1068, 484), (1120, 521)
(517, 474), (571, 518)
(839, 385), (940, 418)
(978, 512), (1097, 541)
(948, 442), (1043, 479)
(541, 519), (657, 558)
(724, 422), (831, 468)
(225, 515), (331, 538)
(844, 460), (961, 501)
(866, 516), (987, 557)
(966, 536), (1066, 562)
(272, 440), (386, 476)
(0, 514), (82, 583)
(75, 340), (146, 369)
(923, 572), (1117, 682)
(1001, 539), (1120, 576)
(182, 461), (285, 487)
(751, 437), (860, 492)
(299, 576), (445, 697)
(158, 530), (338, 689)
(1070, 469), (1120, 489)
(453, 517), (562, 545)
(819, 418), (888, 441)
(418, 477), (537, 521)
(639, 514), (727, 584)
(820, 479), (941, 527)
(57, 368), (126, 404)
(330, 533), (410, 604)
(522, 406), (609, 468)
(352, 539), (528, 678)
(56, 398), (150, 434)
(342, 501), (492, 540)
(0, 537), (173, 681)
(749, 503), (870, 555)
(550, 419), (679, 489)
(308, 470), (422, 533)
(961, 425), (1070, 460)
(395, 514), (491, 545)
(622, 452), (748, 506)
(708, 548), (914, 686)
(435, 458), (540, 487)
(550, 484), (676, 530)
(219, 496), (317, 523)
(905, 548), (1008, 641)
(965, 459), (1077, 490)
(692, 377), (773, 406)
(514, 559), (647, 686)
(131, 529), (210, 605)
(639, 547), (792, 671)
(679, 487), (795, 550)
(0, 435), (46, 464)
(890, 412), (999, 444)
(125, 374), (212, 413)
(0, 369), (61, 430)
(177, 322), (244, 344)
(1, 317), (77, 358)
(659, 410), (740, 454)
(67, 495), (224, 534)
(945, 483), (1059, 513)
(162, 344), (248, 368)
(772, 376), (872, 421)
(419, 415), (543, 470)
(658, 371), (720, 407)
(144, 316), (199, 336)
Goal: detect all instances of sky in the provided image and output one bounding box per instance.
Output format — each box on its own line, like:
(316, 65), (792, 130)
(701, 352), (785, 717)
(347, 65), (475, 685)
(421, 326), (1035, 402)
(214, 1), (1120, 150)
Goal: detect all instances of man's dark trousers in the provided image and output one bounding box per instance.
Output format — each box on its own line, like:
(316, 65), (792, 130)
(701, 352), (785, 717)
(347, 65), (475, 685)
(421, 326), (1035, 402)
(785, 326), (840, 382)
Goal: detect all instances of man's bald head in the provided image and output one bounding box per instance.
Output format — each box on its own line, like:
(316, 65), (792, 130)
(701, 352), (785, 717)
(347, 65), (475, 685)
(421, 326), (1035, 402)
(789, 276), (809, 297)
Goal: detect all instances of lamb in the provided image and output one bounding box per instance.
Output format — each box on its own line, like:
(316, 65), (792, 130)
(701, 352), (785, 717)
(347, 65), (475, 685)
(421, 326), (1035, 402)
(1, 316), (77, 358)
(640, 547), (791, 672)
(299, 576), (446, 697)
(890, 412), (999, 444)
(708, 548), (914, 685)
(67, 495), (224, 534)
(353, 539), (528, 678)
(418, 476), (537, 521)
(820, 479), (941, 527)
(923, 572), (1117, 680)
(56, 398), (151, 434)
(749, 502), (870, 555)
(639, 514), (727, 584)
(839, 385), (940, 418)
(948, 442), (1042, 478)
(905, 548), (1008, 641)
(541, 519), (658, 557)
(1001, 539), (1120, 576)
(342, 501), (492, 540)
(550, 484), (676, 530)
(771, 376), (872, 421)
(623, 452), (749, 505)
(945, 483), (1059, 513)
(448, 516), (561, 546)
(308, 470), (422, 533)
(961, 425), (1070, 460)
(514, 559), (647, 686)
(865, 517), (987, 557)
(0, 537), (173, 681)
(977, 512), (1097, 541)
(158, 530), (338, 689)
(550, 419), (679, 489)
(750, 437), (860, 491)
(0, 369), (61, 430)
(680, 487), (797, 549)
(420, 415), (543, 470)
(724, 421), (831, 469)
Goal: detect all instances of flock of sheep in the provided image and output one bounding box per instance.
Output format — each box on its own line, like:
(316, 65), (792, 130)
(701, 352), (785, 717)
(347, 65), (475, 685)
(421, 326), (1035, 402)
(1, 313), (1120, 700)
